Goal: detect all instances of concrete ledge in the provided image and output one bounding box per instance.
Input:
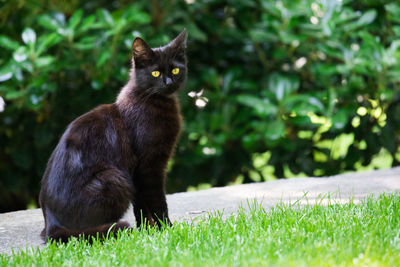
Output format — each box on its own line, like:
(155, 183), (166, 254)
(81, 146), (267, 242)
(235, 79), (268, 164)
(1, 167), (399, 255)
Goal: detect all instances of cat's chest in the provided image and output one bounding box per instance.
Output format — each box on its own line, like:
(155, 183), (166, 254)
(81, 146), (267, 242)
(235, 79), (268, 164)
(133, 108), (181, 150)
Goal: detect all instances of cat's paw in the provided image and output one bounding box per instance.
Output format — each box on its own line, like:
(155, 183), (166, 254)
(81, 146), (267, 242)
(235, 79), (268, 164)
(114, 220), (131, 231)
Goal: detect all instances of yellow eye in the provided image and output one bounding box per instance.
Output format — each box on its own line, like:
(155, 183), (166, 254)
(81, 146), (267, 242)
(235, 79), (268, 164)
(172, 68), (180, 75)
(151, 71), (160, 77)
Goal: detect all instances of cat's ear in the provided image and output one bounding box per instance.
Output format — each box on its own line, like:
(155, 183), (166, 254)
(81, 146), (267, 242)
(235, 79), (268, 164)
(132, 37), (153, 64)
(168, 29), (187, 52)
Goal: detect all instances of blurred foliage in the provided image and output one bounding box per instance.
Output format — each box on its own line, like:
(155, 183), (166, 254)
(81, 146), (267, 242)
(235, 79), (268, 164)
(0, 0), (399, 212)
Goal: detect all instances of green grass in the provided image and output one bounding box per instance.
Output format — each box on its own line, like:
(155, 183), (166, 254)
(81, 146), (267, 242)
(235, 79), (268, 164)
(1, 194), (400, 266)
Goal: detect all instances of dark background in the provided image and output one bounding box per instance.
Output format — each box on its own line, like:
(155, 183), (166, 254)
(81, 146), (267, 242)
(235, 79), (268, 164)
(1, 0), (399, 212)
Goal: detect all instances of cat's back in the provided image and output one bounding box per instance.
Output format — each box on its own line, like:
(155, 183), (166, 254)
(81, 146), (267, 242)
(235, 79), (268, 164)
(67, 104), (120, 140)
(40, 103), (134, 212)
(44, 104), (131, 182)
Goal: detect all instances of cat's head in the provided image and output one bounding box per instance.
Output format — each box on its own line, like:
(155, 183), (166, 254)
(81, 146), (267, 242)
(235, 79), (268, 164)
(131, 30), (187, 96)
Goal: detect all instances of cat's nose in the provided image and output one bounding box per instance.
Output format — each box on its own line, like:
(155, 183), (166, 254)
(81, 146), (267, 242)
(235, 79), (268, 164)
(165, 77), (173, 85)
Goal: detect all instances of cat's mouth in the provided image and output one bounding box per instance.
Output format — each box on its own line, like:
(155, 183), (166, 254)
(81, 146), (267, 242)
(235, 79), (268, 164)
(141, 86), (177, 98)
(162, 85), (179, 95)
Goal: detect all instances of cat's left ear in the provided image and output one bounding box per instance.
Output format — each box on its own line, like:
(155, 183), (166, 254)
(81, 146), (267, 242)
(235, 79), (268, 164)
(168, 29), (187, 52)
(132, 37), (153, 66)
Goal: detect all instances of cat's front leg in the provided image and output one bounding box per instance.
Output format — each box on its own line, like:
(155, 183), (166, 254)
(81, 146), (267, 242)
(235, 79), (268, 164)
(132, 193), (155, 227)
(133, 171), (172, 228)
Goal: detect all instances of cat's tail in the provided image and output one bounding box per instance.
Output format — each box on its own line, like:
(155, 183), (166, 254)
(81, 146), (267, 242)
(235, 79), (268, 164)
(41, 221), (131, 244)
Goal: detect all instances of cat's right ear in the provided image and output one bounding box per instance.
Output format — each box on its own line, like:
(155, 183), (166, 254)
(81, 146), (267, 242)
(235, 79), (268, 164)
(132, 37), (153, 65)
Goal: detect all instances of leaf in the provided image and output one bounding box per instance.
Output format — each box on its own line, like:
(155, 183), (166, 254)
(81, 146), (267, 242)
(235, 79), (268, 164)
(114, 16), (128, 32)
(0, 35), (19, 50)
(97, 50), (111, 67)
(6, 90), (25, 99)
(56, 28), (73, 38)
(0, 95), (5, 112)
(264, 120), (285, 141)
(74, 36), (98, 50)
(287, 116), (314, 126)
(249, 29), (277, 42)
(130, 12), (151, 24)
(282, 95), (324, 115)
(22, 28), (36, 45)
(38, 15), (62, 30)
(312, 64), (339, 76)
(19, 61), (33, 73)
(378, 89), (393, 101)
(79, 15), (96, 33)
(222, 68), (241, 92)
(343, 10), (378, 32)
(97, 9), (114, 26)
(185, 23), (207, 42)
(242, 133), (261, 150)
(331, 109), (349, 130)
(91, 80), (103, 90)
(74, 43), (95, 50)
(68, 9), (83, 30)
(237, 94), (278, 116)
(0, 63), (13, 82)
(13, 46), (28, 62)
(268, 73), (299, 101)
(308, 97), (324, 110)
(123, 6), (151, 24)
(357, 10), (377, 25)
(35, 56), (54, 68)
(0, 72), (12, 82)
(36, 33), (62, 56)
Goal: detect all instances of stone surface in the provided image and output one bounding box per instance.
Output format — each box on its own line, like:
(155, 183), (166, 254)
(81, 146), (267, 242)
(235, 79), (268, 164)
(1, 167), (400, 255)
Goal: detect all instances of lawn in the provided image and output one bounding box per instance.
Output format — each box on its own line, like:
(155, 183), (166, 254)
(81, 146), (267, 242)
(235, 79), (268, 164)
(1, 193), (399, 266)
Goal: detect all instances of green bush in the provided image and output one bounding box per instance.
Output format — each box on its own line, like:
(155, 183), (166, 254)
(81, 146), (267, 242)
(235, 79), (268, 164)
(1, 0), (399, 211)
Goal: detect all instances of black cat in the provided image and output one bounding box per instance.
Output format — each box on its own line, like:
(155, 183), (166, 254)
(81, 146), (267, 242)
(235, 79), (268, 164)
(39, 30), (187, 243)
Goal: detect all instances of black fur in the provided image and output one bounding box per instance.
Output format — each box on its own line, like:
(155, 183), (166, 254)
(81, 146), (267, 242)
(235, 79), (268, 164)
(39, 30), (187, 243)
